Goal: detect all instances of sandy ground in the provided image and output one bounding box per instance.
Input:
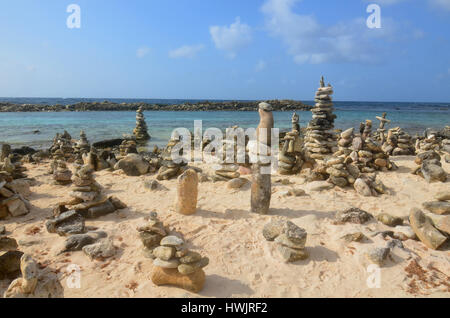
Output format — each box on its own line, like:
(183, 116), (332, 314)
(1, 156), (449, 298)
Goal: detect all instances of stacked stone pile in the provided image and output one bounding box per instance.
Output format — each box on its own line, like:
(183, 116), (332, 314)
(118, 140), (137, 157)
(263, 220), (308, 262)
(49, 131), (75, 161)
(382, 127), (415, 156)
(133, 106), (151, 143)
(52, 161), (72, 185)
(156, 138), (186, 180)
(83, 147), (111, 171)
(304, 76), (338, 162)
(278, 113), (303, 175)
(73, 130), (90, 156)
(0, 156), (27, 180)
(413, 150), (447, 183)
(0, 172), (31, 219)
(137, 213), (208, 293)
(53, 165), (126, 219)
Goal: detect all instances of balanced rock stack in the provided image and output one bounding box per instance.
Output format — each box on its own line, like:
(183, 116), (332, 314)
(416, 135), (441, 153)
(119, 140), (138, 157)
(52, 161), (72, 185)
(83, 147), (111, 172)
(413, 151), (447, 183)
(336, 128), (355, 156)
(263, 220), (308, 262)
(304, 76), (337, 161)
(382, 127), (415, 156)
(133, 106), (151, 143)
(278, 113), (303, 175)
(138, 213), (208, 293)
(1, 156), (27, 180)
(49, 131), (75, 161)
(55, 165), (125, 219)
(73, 130), (90, 159)
(156, 138), (186, 180)
(374, 113), (391, 144)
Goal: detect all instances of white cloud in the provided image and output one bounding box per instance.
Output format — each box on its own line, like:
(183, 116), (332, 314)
(209, 17), (252, 58)
(169, 44), (205, 59)
(136, 47), (150, 58)
(429, 0), (450, 11)
(261, 0), (412, 65)
(255, 59), (267, 71)
(363, 0), (408, 5)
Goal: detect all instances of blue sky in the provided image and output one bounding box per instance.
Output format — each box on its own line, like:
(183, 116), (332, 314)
(0, 0), (449, 102)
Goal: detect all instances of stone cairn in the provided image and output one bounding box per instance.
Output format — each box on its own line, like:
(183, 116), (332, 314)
(374, 113), (391, 145)
(413, 150), (447, 183)
(278, 113), (304, 175)
(250, 102), (273, 215)
(0, 171), (30, 219)
(304, 76), (337, 162)
(49, 131), (75, 162)
(52, 161), (72, 185)
(263, 220), (308, 262)
(73, 130), (90, 162)
(137, 213), (208, 293)
(83, 147), (112, 172)
(156, 137), (186, 181)
(119, 140), (138, 157)
(382, 127), (415, 156)
(1, 155), (27, 180)
(351, 120), (396, 173)
(133, 106), (151, 143)
(213, 139), (241, 181)
(53, 165), (126, 219)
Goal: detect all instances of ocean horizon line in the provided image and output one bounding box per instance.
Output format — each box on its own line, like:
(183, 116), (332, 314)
(1, 97), (449, 105)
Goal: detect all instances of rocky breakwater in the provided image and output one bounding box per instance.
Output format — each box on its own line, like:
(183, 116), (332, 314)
(0, 99), (312, 112)
(137, 213), (208, 293)
(263, 220), (308, 262)
(304, 77), (337, 162)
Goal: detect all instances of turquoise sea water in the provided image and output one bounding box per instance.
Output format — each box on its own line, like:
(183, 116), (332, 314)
(0, 99), (449, 149)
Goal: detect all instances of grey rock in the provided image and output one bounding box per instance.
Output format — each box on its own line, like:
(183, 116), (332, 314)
(82, 238), (116, 260)
(336, 207), (373, 224)
(152, 246), (175, 261)
(160, 235), (184, 247)
(366, 247), (390, 266)
(422, 201), (450, 215)
(421, 162), (447, 183)
(0, 250), (23, 279)
(277, 245), (309, 263)
(0, 236), (18, 251)
(435, 191), (450, 202)
(153, 258), (180, 269)
(45, 210), (85, 236)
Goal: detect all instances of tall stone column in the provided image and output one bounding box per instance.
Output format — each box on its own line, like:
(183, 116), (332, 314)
(251, 102), (273, 215)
